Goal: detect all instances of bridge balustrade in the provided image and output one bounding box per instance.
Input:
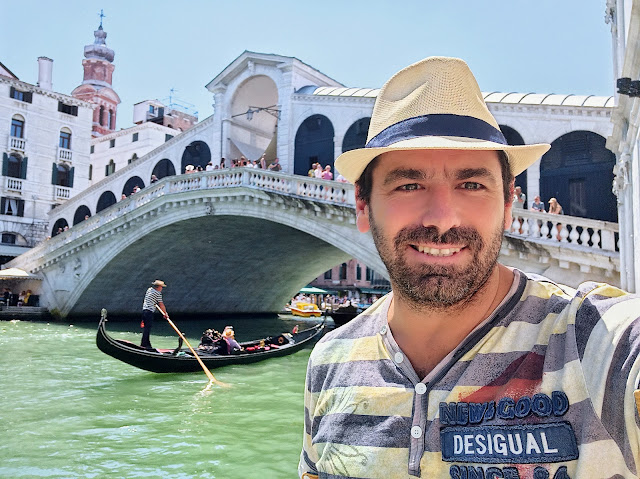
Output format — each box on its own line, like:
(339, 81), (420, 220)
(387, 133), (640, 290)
(508, 210), (619, 252)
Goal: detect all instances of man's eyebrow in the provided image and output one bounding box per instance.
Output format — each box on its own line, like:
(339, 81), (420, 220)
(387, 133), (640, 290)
(382, 168), (428, 185)
(455, 167), (497, 182)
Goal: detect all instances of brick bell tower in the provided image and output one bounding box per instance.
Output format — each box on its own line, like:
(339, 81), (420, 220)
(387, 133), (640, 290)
(71, 16), (121, 137)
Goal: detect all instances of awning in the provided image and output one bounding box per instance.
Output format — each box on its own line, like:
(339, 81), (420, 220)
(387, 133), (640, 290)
(0, 267), (38, 279)
(358, 287), (390, 294)
(299, 286), (328, 294)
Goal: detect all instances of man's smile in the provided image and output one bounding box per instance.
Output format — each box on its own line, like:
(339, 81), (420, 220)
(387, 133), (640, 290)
(409, 244), (465, 257)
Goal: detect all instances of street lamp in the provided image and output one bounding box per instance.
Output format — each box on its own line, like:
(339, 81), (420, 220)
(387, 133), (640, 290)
(232, 105), (281, 120)
(617, 78), (640, 97)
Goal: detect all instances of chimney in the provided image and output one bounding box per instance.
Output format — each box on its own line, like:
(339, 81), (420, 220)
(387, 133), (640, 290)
(37, 56), (53, 90)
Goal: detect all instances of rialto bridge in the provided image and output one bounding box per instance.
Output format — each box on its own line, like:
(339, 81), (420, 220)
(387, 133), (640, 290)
(8, 169), (619, 318)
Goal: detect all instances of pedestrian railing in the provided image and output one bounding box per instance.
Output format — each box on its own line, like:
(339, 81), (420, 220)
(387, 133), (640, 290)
(508, 209), (619, 252)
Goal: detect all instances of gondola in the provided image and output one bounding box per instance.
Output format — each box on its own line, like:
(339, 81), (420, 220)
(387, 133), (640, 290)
(96, 310), (326, 373)
(329, 303), (361, 327)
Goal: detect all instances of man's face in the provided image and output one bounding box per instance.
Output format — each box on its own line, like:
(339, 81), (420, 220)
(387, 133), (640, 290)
(356, 149), (512, 310)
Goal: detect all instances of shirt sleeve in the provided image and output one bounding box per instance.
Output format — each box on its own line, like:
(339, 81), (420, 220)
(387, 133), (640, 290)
(576, 283), (640, 472)
(299, 354), (319, 477)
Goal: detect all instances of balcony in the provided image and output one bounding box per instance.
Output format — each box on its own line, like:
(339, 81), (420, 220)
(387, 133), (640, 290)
(54, 186), (71, 201)
(4, 177), (23, 193)
(8, 136), (25, 152)
(57, 147), (72, 162)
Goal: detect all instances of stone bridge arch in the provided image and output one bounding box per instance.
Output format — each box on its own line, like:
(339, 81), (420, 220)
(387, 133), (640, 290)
(20, 182), (382, 318)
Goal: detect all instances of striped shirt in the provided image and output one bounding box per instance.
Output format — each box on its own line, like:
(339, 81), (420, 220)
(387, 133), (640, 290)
(299, 270), (640, 478)
(142, 287), (163, 312)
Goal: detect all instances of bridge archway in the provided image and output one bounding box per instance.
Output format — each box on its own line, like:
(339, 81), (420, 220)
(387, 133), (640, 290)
(51, 218), (68, 236)
(96, 191), (117, 213)
(342, 118), (370, 152)
(294, 114), (335, 176)
(229, 75), (279, 161)
(500, 125), (527, 200)
(73, 205), (91, 225)
(152, 159), (176, 179)
(181, 141), (211, 173)
(540, 130), (616, 221)
(122, 176), (145, 196)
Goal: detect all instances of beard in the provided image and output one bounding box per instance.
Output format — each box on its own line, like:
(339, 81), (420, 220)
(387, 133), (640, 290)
(369, 214), (505, 311)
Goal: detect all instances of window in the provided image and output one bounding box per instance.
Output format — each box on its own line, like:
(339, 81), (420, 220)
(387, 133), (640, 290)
(109, 139), (115, 148)
(88, 164), (93, 181)
(59, 131), (71, 149)
(132, 132), (139, 142)
(53, 163), (73, 187)
(128, 153), (138, 165)
(340, 263), (347, 280)
(366, 267), (372, 282)
(4, 153), (26, 179)
(165, 134), (174, 142)
(9, 87), (32, 103)
(1, 233), (16, 244)
(108, 109), (114, 129)
(356, 264), (362, 281)
(90, 145), (94, 154)
(99, 106), (105, 126)
(324, 269), (332, 280)
(1, 197), (25, 217)
(58, 101), (78, 116)
(149, 105), (155, 114)
(11, 118), (24, 138)
(105, 159), (115, 177)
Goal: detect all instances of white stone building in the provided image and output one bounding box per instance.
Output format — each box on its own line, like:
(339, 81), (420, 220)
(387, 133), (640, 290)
(89, 121), (180, 191)
(0, 57), (93, 262)
(606, 0), (640, 293)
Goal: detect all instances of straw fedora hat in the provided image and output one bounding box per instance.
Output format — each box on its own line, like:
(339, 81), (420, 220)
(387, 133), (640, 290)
(152, 280), (167, 287)
(335, 57), (550, 184)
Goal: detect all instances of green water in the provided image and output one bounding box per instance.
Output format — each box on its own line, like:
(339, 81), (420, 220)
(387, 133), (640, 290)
(0, 314), (323, 478)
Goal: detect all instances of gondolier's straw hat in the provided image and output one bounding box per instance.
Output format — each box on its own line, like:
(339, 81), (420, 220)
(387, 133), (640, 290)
(335, 57), (550, 184)
(152, 280), (167, 287)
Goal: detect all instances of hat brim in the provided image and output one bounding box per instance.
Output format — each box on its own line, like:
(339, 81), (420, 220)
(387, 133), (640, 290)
(335, 136), (550, 184)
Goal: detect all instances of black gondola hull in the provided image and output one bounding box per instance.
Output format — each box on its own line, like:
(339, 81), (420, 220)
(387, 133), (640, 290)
(96, 316), (325, 373)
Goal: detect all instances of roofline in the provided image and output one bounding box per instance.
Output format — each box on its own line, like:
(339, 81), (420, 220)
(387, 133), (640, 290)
(0, 60), (19, 80)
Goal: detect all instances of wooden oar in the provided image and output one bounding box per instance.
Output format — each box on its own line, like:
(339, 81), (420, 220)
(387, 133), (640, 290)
(154, 305), (222, 385)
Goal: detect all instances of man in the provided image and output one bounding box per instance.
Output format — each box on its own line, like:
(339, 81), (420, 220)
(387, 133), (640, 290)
(268, 157), (282, 171)
(530, 195), (545, 212)
(299, 57), (640, 478)
(141, 279), (169, 349)
(512, 185), (526, 209)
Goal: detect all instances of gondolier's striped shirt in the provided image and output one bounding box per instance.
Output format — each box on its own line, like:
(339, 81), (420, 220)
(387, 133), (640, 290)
(299, 270), (640, 478)
(142, 287), (163, 312)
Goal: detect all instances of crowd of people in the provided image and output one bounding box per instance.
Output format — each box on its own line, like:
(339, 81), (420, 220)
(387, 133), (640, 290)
(511, 185), (565, 238)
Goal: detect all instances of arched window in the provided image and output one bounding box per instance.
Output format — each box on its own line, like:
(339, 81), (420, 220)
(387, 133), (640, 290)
(6, 153), (24, 179)
(105, 159), (115, 177)
(59, 128), (72, 149)
(99, 106), (105, 126)
(108, 109), (114, 130)
(340, 263), (348, 280)
(56, 163), (71, 187)
(11, 116), (24, 138)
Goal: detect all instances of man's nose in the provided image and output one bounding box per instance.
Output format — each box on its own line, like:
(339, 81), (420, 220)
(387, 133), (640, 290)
(420, 186), (461, 233)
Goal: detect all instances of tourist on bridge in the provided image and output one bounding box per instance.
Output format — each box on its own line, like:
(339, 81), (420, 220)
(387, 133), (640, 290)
(140, 280), (169, 349)
(530, 195), (545, 212)
(299, 57), (640, 478)
(321, 165), (333, 180)
(268, 157), (282, 171)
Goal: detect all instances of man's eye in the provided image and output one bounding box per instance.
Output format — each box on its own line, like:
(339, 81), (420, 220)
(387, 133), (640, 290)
(399, 183), (420, 191)
(461, 182), (483, 190)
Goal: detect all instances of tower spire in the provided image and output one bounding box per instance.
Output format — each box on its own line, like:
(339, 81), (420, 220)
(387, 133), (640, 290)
(99, 9), (105, 28)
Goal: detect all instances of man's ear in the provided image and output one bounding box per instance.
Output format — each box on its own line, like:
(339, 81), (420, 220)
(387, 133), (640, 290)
(355, 186), (371, 233)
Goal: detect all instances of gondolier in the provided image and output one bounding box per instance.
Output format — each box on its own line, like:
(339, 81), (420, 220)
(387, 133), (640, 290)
(141, 280), (169, 349)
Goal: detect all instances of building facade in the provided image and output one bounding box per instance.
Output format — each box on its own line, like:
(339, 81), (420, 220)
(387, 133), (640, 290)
(0, 58), (93, 261)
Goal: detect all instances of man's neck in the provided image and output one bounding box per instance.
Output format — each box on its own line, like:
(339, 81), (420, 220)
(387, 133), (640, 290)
(387, 264), (514, 379)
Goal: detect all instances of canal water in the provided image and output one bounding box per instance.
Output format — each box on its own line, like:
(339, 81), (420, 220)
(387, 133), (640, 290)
(0, 314), (326, 478)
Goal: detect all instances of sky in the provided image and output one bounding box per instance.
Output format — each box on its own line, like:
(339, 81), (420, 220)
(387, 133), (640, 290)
(1, 1), (615, 128)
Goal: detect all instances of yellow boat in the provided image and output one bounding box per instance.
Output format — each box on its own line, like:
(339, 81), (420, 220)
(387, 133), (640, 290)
(290, 302), (322, 318)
